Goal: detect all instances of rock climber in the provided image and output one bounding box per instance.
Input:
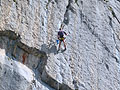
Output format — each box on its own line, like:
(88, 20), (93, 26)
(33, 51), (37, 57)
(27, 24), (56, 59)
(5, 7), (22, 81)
(57, 27), (67, 51)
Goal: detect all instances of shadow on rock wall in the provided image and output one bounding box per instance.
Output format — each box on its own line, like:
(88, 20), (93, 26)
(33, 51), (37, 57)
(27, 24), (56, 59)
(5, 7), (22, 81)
(41, 43), (58, 55)
(0, 30), (73, 90)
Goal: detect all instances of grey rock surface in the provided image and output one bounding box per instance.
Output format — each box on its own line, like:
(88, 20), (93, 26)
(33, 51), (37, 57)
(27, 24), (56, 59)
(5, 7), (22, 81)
(0, 51), (54, 90)
(0, 0), (120, 90)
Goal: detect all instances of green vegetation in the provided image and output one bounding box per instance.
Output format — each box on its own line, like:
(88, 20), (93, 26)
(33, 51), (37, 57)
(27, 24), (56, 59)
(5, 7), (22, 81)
(13, 0), (16, 2)
(46, 0), (51, 9)
(108, 6), (120, 24)
(75, 89), (78, 90)
(108, 6), (112, 11)
(104, 0), (109, 2)
(108, 6), (116, 17)
(75, 0), (78, 3)
(112, 10), (116, 17)
(75, 0), (79, 6)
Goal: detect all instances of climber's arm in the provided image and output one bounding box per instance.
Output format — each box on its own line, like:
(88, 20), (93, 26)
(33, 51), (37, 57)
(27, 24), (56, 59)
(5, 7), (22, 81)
(64, 31), (67, 35)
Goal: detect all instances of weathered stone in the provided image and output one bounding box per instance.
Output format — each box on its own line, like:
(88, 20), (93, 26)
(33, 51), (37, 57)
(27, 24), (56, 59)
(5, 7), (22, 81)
(0, 0), (120, 90)
(0, 53), (54, 90)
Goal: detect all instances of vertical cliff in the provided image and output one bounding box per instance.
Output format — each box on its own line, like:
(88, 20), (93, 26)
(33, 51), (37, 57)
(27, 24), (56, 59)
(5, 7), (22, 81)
(0, 0), (120, 90)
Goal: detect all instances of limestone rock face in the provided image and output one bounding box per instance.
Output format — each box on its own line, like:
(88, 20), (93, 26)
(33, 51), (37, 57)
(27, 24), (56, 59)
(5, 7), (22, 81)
(0, 0), (120, 90)
(0, 51), (54, 90)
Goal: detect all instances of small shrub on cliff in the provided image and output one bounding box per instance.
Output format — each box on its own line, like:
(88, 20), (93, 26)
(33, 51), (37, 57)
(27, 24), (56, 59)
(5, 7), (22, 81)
(75, 0), (79, 6)
(13, 0), (16, 2)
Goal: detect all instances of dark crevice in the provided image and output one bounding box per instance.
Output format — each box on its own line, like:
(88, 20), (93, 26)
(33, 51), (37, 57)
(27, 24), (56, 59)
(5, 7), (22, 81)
(117, 0), (120, 2)
(63, 0), (76, 25)
(46, 0), (52, 9)
(54, 0), (58, 4)
(103, 0), (109, 3)
(13, 0), (16, 2)
(0, 30), (46, 58)
(79, 1), (83, 23)
(72, 80), (87, 90)
(63, 0), (71, 25)
(105, 63), (109, 70)
(111, 32), (120, 63)
(108, 16), (113, 28)
(79, 10), (83, 23)
(13, 0), (18, 4)
(0, 0), (1, 6)
(63, 10), (69, 25)
(27, 0), (30, 5)
(112, 55), (119, 63)
(75, 0), (79, 6)
(18, 42), (46, 57)
(108, 16), (120, 64)
(81, 1), (83, 5)
(0, 65), (2, 70)
(109, 6), (120, 24)
(73, 80), (79, 90)
(41, 69), (73, 90)
(0, 30), (20, 40)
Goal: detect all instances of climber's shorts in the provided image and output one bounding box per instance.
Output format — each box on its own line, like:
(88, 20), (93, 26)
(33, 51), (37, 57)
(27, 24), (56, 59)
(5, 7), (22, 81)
(59, 37), (64, 41)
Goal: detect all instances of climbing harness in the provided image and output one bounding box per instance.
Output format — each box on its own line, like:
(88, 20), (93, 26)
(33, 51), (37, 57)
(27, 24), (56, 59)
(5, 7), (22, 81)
(59, 37), (64, 41)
